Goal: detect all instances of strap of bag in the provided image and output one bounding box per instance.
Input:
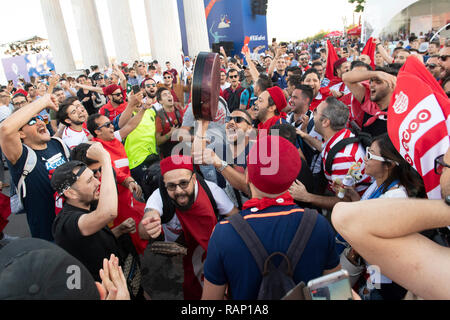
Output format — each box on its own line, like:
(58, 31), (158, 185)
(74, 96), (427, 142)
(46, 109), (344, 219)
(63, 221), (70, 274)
(227, 213), (268, 274)
(325, 137), (360, 174)
(197, 174), (219, 219)
(281, 208), (318, 272)
(17, 145), (37, 200)
(51, 136), (71, 160)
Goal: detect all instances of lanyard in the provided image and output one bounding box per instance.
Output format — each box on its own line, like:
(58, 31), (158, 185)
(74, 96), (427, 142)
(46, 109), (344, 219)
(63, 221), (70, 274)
(368, 180), (400, 199)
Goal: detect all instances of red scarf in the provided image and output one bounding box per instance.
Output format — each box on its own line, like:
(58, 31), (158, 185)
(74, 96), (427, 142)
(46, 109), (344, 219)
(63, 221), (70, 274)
(243, 192), (295, 211)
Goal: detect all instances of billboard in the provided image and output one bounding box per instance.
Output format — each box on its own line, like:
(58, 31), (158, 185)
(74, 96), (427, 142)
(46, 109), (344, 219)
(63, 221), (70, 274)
(2, 52), (55, 86)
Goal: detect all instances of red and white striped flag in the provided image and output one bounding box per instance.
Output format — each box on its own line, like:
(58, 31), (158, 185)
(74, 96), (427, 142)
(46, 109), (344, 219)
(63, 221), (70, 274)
(387, 56), (450, 199)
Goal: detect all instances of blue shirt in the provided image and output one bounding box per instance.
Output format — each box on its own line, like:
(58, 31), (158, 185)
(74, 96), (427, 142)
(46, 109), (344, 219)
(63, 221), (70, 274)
(7, 140), (68, 241)
(204, 204), (339, 300)
(271, 71), (288, 89)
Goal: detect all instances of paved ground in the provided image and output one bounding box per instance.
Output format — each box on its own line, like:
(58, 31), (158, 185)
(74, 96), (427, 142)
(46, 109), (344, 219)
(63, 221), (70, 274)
(1, 164), (184, 300)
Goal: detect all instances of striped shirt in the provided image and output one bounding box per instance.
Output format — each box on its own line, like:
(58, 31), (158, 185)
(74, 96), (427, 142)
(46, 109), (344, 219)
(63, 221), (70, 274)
(321, 128), (371, 195)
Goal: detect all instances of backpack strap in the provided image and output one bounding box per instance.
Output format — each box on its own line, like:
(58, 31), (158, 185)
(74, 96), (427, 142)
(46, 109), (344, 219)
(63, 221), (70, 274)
(281, 208), (318, 272)
(325, 137), (360, 174)
(227, 213), (268, 274)
(51, 136), (71, 160)
(196, 174), (219, 219)
(17, 145), (37, 200)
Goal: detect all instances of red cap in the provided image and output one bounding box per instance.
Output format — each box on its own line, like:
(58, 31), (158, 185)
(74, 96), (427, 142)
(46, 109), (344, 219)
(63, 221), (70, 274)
(160, 155), (194, 176)
(14, 89), (28, 97)
(247, 135), (301, 195)
(266, 86), (287, 113)
(102, 84), (122, 96)
(333, 57), (348, 72)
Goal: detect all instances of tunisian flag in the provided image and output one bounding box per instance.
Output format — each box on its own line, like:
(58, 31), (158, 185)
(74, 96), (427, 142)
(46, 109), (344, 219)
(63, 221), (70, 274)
(387, 56), (450, 199)
(0, 192), (11, 232)
(325, 40), (339, 81)
(361, 37), (376, 70)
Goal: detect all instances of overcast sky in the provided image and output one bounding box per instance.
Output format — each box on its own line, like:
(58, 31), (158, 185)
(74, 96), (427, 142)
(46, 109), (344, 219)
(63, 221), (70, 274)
(0, 0), (358, 59)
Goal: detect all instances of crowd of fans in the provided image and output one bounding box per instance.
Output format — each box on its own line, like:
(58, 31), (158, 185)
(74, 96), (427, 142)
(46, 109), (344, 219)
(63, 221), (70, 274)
(0, 32), (449, 301)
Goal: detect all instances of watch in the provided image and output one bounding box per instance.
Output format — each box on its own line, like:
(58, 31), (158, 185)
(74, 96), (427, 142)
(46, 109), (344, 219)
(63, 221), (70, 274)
(217, 160), (228, 173)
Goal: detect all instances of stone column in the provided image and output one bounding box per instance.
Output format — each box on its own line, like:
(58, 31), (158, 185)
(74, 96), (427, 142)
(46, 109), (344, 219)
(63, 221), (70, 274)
(71, 0), (109, 68)
(40, 0), (76, 73)
(144, 0), (183, 72)
(183, 0), (210, 57)
(106, 0), (140, 64)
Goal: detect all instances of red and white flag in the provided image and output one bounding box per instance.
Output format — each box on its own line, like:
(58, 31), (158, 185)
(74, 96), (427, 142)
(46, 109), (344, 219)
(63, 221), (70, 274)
(387, 56), (450, 199)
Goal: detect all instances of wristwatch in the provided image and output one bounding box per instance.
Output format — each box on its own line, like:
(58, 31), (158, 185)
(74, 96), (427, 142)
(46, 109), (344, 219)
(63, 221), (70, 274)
(217, 160), (228, 173)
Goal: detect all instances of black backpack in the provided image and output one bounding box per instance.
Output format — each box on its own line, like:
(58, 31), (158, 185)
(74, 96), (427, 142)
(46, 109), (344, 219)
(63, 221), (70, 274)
(227, 208), (318, 300)
(324, 128), (372, 175)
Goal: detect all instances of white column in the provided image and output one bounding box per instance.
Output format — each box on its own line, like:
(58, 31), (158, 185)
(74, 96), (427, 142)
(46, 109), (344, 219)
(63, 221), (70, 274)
(71, 0), (109, 69)
(40, 0), (76, 73)
(183, 0), (210, 57)
(106, 0), (140, 64)
(144, 0), (183, 72)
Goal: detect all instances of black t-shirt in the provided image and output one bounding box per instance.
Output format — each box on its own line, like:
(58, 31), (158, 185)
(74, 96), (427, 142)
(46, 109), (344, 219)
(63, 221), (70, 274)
(362, 112), (387, 138)
(52, 203), (123, 282)
(7, 140), (68, 241)
(77, 89), (99, 115)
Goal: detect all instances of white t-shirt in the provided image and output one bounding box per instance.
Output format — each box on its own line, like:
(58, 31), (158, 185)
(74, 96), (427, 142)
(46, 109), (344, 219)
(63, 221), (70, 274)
(61, 126), (90, 149)
(145, 180), (234, 242)
(220, 82), (231, 91)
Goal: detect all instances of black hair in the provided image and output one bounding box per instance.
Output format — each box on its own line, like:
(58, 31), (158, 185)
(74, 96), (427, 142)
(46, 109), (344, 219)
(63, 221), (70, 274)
(227, 68), (238, 77)
(156, 86), (170, 102)
(269, 123), (297, 147)
(286, 66), (302, 76)
(87, 113), (103, 137)
(293, 84), (314, 104)
(24, 83), (34, 92)
(300, 68), (320, 83)
(311, 61), (323, 68)
(70, 143), (99, 166)
(351, 60), (372, 71)
(255, 74), (272, 92)
(287, 75), (302, 87)
(56, 97), (79, 127)
(372, 133), (425, 197)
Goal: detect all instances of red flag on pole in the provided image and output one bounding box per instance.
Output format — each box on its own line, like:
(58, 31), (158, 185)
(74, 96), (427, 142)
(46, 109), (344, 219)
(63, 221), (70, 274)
(361, 37), (376, 69)
(387, 56), (450, 199)
(325, 40), (339, 81)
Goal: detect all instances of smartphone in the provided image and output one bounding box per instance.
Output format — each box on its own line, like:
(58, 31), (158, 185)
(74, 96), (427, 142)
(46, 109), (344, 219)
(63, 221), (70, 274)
(131, 84), (141, 94)
(307, 270), (352, 300)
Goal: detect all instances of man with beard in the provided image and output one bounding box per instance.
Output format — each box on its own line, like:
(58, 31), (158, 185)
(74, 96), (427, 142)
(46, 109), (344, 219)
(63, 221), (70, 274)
(253, 86), (288, 136)
(192, 109), (256, 208)
(0, 94), (68, 241)
(331, 148), (450, 300)
(426, 55), (443, 81)
(221, 69), (245, 113)
(342, 66), (397, 137)
(98, 85), (128, 123)
(438, 46), (450, 80)
(57, 97), (91, 149)
(157, 71), (190, 110)
(139, 155), (238, 299)
(51, 144), (146, 300)
(327, 58), (352, 99)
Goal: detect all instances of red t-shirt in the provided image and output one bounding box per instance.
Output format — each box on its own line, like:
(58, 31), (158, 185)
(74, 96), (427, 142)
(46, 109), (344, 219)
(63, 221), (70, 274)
(99, 101), (128, 122)
(155, 108), (184, 135)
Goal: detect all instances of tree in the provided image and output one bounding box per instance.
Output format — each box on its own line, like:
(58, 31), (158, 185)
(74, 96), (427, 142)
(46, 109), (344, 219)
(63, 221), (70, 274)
(348, 0), (365, 12)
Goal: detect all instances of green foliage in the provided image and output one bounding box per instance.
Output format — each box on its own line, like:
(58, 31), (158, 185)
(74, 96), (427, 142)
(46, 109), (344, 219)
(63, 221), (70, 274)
(348, 0), (365, 12)
(299, 30), (328, 43)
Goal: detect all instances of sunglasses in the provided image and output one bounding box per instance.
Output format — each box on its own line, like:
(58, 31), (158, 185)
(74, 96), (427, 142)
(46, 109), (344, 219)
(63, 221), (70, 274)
(145, 84), (156, 88)
(229, 75), (239, 79)
(165, 173), (194, 192)
(426, 63), (437, 70)
(439, 55), (449, 62)
(365, 147), (399, 165)
(27, 115), (44, 126)
(111, 92), (123, 97)
(434, 154), (450, 175)
(226, 116), (251, 125)
(97, 121), (113, 130)
(92, 167), (102, 175)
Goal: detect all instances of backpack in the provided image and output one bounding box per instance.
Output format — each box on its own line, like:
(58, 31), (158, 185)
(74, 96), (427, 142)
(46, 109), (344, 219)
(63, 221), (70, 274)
(227, 208), (318, 300)
(155, 107), (182, 131)
(324, 128), (372, 175)
(16, 137), (70, 212)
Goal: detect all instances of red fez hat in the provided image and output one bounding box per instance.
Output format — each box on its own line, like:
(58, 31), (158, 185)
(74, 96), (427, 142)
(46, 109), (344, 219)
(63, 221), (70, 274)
(160, 155), (194, 176)
(333, 57), (348, 71)
(247, 135), (301, 195)
(103, 84), (122, 96)
(13, 89), (28, 97)
(266, 86), (287, 113)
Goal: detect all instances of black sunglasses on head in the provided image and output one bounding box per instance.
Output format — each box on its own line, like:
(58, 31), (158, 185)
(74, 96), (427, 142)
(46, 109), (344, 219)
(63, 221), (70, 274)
(226, 116), (251, 125)
(97, 121), (113, 130)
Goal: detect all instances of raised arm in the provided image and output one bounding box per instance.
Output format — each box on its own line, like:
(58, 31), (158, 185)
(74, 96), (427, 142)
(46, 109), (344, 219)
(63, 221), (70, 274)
(268, 47), (282, 78)
(75, 83), (104, 95)
(78, 143), (118, 236)
(117, 98), (147, 139)
(373, 38), (394, 64)
(332, 198), (450, 299)
(0, 94), (58, 165)
(118, 91), (143, 129)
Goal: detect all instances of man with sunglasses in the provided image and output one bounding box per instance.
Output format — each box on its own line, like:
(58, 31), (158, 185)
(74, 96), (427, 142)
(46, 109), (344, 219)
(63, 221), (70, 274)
(139, 155), (238, 299)
(0, 94), (68, 241)
(98, 84), (128, 123)
(425, 55), (443, 81)
(438, 46), (450, 80)
(221, 69), (245, 113)
(157, 71), (189, 110)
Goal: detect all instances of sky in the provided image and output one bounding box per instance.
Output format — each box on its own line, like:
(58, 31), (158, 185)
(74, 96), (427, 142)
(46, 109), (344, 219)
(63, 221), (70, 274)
(0, 0), (358, 58)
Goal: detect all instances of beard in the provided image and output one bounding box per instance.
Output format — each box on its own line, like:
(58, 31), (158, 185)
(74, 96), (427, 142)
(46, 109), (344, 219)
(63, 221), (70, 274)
(113, 97), (124, 105)
(145, 90), (156, 99)
(171, 191), (195, 211)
